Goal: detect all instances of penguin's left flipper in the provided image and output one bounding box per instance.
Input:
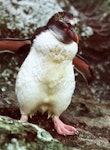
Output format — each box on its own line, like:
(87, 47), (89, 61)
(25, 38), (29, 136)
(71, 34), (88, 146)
(73, 55), (93, 84)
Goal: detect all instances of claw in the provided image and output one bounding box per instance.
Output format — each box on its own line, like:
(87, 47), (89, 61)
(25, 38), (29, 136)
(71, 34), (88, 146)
(74, 130), (79, 136)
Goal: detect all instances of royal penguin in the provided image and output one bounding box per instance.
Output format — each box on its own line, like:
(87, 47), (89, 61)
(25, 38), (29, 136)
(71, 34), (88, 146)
(15, 12), (80, 135)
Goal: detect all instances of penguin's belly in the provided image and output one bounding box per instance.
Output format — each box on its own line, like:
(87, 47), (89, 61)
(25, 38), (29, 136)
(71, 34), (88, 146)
(16, 60), (75, 117)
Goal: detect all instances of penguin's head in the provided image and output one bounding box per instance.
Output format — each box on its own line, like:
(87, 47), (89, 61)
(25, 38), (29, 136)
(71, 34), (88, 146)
(47, 12), (79, 44)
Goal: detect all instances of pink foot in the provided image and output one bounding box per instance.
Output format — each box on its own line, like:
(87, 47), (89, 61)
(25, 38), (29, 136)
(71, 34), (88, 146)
(52, 116), (78, 136)
(20, 114), (28, 122)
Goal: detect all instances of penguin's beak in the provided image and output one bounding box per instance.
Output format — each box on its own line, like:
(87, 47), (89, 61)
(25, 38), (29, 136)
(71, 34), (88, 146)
(67, 27), (79, 44)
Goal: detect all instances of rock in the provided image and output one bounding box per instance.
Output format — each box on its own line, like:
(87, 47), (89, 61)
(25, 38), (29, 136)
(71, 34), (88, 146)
(0, 92), (110, 150)
(70, 0), (110, 53)
(0, 0), (62, 38)
(60, 96), (110, 150)
(0, 0), (110, 149)
(0, 115), (71, 150)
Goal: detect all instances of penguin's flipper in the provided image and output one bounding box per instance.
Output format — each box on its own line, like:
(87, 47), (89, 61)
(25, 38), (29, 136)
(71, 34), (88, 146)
(73, 55), (93, 84)
(0, 38), (31, 54)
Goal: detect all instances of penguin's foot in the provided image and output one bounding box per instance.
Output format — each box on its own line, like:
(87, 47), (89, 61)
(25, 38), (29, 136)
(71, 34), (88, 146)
(20, 114), (28, 122)
(52, 116), (78, 136)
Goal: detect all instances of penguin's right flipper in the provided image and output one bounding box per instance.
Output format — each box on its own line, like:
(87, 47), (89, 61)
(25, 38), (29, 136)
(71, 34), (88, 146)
(0, 38), (31, 54)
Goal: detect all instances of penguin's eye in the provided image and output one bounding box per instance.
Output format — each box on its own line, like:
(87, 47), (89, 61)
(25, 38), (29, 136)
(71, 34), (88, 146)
(67, 23), (71, 26)
(67, 22), (75, 28)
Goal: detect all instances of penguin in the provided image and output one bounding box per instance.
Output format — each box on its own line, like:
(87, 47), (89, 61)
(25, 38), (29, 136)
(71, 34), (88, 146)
(15, 12), (80, 136)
